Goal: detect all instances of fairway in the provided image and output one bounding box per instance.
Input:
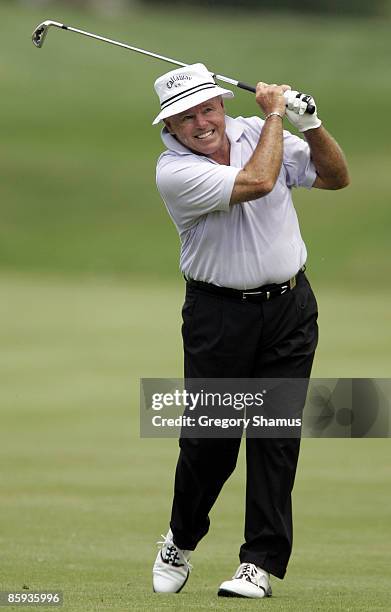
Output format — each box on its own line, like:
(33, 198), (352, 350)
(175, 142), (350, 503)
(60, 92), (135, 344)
(1, 3), (391, 286)
(1, 1), (390, 610)
(1, 275), (390, 611)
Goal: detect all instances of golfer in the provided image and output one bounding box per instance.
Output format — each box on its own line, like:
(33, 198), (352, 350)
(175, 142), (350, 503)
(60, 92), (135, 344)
(151, 63), (349, 598)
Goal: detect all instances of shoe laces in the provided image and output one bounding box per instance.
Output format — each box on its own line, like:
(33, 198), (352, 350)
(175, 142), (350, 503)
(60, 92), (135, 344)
(234, 563), (264, 586)
(156, 534), (193, 571)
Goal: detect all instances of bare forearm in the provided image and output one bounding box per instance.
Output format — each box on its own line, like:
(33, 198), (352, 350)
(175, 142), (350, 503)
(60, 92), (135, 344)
(230, 82), (290, 205)
(230, 116), (283, 205)
(304, 126), (350, 190)
(245, 115), (284, 188)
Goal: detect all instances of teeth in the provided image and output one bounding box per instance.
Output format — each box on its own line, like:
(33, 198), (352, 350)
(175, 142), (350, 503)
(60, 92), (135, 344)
(196, 130), (214, 139)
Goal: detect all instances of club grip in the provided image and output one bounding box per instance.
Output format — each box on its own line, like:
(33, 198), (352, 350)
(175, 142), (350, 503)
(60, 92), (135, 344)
(305, 103), (315, 115)
(237, 81), (256, 93)
(237, 81), (315, 115)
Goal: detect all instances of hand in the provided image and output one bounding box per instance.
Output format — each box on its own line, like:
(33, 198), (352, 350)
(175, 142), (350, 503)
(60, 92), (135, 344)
(284, 90), (322, 132)
(255, 82), (291, 117)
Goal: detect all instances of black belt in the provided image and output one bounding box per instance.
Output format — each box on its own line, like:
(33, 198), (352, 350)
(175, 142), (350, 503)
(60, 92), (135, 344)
(187, 266), (306, 302)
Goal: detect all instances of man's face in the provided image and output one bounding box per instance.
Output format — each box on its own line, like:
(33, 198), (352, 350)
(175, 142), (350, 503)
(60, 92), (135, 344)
(164, 97), (228, 159)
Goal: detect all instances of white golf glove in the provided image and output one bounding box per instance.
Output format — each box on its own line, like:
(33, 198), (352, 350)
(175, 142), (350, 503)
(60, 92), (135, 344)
(284, 90), (322, 132)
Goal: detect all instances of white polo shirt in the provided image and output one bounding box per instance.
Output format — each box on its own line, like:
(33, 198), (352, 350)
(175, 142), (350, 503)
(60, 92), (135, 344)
(156, 115), (316, 289)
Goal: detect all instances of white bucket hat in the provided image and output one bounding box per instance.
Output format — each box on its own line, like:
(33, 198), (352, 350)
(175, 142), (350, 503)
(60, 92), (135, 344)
(152, 63), (234, 125)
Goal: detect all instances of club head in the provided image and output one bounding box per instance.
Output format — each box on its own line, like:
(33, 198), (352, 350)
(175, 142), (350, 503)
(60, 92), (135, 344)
(32, 20), (64, 48)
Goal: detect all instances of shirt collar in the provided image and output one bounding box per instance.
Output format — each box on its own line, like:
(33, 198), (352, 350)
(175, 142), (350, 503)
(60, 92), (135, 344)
(160, 114), (244, 155)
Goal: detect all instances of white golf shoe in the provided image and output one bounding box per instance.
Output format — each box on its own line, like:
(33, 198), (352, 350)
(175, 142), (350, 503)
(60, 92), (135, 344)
(152, 529), (192, 593)
(218, 562), (272, 598)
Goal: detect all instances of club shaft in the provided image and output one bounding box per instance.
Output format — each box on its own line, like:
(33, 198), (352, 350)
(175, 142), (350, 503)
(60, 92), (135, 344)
(32, 21), (315, 113)
(70, 26), (244, 89)
(35, 21), (244, 88)
(65, 24), (191, 69)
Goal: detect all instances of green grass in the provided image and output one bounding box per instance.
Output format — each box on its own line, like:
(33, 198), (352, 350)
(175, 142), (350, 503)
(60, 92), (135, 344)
(1, 2), (390, 609)
(1, 3), (391, 285)
(1, 274), (390, 610)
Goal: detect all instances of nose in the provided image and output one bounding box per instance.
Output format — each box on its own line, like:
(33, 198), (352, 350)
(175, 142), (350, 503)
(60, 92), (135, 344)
(194, 113), (209, 129)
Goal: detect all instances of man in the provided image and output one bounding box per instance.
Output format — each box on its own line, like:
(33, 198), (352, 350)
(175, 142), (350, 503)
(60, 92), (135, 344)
(151, 63), (349, 598)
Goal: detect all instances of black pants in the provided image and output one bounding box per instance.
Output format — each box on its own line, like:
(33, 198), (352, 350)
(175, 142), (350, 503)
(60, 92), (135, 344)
(170, 272), (318, 579)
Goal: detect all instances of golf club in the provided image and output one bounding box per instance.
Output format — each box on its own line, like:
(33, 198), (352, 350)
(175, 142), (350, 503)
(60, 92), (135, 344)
(32, 19), (315, 114)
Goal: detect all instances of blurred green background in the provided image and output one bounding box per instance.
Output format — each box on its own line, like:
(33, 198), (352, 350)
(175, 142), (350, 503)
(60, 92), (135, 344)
(1, 1), (390, 610)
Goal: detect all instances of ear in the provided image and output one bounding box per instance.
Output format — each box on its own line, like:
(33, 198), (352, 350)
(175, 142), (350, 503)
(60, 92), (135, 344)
(164, 118), (175, 134)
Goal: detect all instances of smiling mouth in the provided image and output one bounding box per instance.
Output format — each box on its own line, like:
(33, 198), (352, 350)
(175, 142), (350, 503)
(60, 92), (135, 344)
(195, 129), (215, 140)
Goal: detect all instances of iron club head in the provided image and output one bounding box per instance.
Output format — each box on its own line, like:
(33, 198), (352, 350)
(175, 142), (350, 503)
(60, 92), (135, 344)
(32, 20), (64, 48)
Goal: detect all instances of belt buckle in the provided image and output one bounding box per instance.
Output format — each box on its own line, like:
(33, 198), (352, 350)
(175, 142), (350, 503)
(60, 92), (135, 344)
(242, 290), (263, 301)
(242, 289), (272, 302)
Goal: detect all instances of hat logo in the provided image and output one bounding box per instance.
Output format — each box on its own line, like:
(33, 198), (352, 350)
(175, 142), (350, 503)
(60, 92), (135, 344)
(166, 74), (192, 89)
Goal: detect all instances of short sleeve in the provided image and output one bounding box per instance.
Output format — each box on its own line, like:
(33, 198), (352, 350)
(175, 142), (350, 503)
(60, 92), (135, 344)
(156, 155), (241, 231)
(283, 131), (317, 189)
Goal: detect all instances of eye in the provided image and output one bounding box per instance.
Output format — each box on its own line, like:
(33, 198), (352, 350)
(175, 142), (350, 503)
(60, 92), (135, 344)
(182, 114), (193, 122)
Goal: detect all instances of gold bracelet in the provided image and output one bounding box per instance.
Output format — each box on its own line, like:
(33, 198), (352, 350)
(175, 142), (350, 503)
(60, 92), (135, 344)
(264, 111), (284, 121)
